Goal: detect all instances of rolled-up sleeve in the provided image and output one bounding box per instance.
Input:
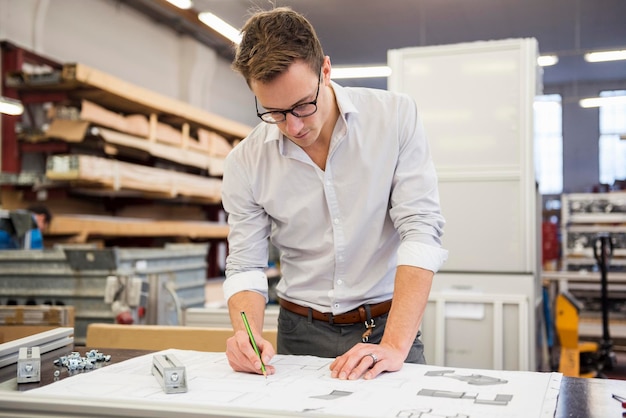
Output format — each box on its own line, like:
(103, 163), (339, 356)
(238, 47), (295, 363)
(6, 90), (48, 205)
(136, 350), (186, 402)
(397, 241), (448, 273)
(390, 94), (448, 271)
(221, 145), (272, 302)
(223, 270), (269, 302)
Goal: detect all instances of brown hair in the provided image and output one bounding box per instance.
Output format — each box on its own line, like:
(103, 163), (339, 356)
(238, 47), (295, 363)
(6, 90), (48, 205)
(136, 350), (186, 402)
(232, 7), (324, 86)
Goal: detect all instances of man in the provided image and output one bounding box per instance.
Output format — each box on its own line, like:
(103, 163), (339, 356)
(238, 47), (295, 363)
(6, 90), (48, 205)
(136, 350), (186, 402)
(26, 205), (52, 249)
(0, 205), (52, 249)
(222, 7), (447, 380)
(28, 205), (52, 231)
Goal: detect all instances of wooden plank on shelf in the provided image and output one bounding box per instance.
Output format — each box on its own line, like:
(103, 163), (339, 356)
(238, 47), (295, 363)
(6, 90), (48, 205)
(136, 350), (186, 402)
(48, 214), (229, 240)
(45, 119), (91, 142)
(96, 127), (217, 173)
(55, 99), (234, 158)
(198, 129), (233, 158)
(60, 63), (252, 140)
(80, 99), (150, 138)
(43, 120), (223, 174)
(46, 154), (222, 202)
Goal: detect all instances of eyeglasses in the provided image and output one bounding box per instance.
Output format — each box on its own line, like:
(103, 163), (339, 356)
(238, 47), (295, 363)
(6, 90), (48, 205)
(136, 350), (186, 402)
(255, 78), (321, 124)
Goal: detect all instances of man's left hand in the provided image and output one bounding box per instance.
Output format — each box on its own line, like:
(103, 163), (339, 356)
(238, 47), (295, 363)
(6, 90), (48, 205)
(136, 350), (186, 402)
(329, 342), (404, 380)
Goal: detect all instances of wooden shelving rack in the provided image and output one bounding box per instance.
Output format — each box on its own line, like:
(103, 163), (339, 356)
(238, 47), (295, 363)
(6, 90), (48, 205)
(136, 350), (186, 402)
(1, 41), (251, 276)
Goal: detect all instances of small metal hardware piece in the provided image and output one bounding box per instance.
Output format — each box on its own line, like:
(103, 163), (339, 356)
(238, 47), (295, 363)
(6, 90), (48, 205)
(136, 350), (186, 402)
(17, 347), (41, 383)
(152, 354), (187, 394)
(52, 349), (111, 375)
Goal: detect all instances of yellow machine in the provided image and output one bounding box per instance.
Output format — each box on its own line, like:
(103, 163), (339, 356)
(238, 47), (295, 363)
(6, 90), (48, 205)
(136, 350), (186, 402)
(554, 291), (599, 378)
(554, 235), (617, 378)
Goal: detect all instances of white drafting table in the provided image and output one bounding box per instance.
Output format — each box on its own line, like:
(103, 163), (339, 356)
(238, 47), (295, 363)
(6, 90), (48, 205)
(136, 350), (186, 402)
(0, 349), (561, 418)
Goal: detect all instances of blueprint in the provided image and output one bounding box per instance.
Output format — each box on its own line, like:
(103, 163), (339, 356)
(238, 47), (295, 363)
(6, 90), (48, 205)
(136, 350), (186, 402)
(25, 349), (562, 418)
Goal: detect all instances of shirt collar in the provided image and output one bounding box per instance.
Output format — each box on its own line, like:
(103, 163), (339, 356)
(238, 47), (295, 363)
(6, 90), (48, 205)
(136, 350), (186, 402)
(330, 80), (359, 117)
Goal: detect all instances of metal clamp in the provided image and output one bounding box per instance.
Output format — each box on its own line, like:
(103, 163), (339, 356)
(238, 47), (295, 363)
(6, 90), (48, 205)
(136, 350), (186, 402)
(17, 347), (41, 383)
(151, 354), (187, 394)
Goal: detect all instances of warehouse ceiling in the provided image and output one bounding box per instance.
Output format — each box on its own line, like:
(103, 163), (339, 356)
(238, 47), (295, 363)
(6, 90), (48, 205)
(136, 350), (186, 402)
(126, 0), (626, 90)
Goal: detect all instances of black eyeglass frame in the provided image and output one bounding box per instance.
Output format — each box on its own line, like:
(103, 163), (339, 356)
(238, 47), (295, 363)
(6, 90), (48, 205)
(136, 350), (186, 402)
(255, 77), (321, 124)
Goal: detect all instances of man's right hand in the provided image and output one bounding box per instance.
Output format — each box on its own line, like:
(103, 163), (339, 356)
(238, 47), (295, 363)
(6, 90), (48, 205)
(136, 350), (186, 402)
(225, 329), (276, 376)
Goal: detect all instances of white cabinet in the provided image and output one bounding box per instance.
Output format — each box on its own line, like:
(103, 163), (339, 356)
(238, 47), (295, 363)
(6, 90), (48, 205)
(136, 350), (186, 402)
(388, 39), (541, 370)
(388, 38), (540, 273)
(424, 272), (535, 371)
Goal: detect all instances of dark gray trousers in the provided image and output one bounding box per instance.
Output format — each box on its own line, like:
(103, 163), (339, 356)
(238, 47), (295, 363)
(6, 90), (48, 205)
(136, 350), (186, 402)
(276, 307), (426, 363)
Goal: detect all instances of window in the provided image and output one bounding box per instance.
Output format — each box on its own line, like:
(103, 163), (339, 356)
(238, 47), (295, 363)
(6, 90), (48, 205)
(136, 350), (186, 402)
(599, 90), (626, 186)
(534, 94), (563, 195)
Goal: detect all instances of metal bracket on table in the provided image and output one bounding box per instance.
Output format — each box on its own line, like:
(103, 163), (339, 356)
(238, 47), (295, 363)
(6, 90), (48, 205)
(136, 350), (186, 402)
(17, 346), (41, 383)
(151, 354), (187, 394)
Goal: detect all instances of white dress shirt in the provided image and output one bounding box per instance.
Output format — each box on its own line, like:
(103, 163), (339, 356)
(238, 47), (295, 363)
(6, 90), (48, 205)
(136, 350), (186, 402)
(222, 81), (448, 315)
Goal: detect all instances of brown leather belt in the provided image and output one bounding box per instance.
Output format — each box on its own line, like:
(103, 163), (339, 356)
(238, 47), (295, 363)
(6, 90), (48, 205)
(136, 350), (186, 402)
(279, 298), (392, 325)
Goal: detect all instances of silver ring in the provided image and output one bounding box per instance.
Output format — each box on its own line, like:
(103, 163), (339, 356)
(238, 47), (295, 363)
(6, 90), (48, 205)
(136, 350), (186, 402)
(366, 353), (378, 367)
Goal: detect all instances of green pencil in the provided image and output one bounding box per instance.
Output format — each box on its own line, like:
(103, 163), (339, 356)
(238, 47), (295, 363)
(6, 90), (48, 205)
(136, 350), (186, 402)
(240, 311), (267, 378)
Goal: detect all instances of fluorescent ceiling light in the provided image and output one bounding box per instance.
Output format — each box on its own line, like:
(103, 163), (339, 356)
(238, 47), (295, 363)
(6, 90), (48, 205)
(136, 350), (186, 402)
(537, 55), (558, 67)
(331, 66), (392, 79)
(164, 0), (193, 9)
(198, 12), (242, 44)
(584, 49), (626, 63)
(579, 95), (626, 108)
(0, 96), (24, 115)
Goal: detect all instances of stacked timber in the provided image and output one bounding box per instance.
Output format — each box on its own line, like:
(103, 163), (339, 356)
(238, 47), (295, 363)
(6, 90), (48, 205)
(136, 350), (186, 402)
(45, 99), (233, 176)
(46, 154), (222, 203)
(3, 57), (251, 246)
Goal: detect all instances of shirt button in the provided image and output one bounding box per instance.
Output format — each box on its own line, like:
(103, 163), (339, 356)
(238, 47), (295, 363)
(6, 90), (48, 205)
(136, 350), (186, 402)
(334, 303), (340, 308)
(337, 279), (343, 285)
(333, 218), (339, 224)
